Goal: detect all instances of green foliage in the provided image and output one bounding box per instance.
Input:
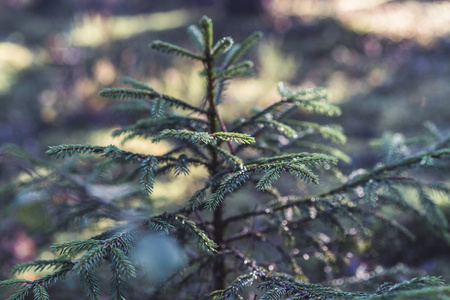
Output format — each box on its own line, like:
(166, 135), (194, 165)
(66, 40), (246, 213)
(186, 187), (208, 211)
(0, 279), (29, 291)
(375, 276), (444, 294)
(199, 16), (213, 51)
(80, 270), (101, 300)
(150, 40), (203, 60)
(112, 116), (208, 142)
(5, 288), (30, 300)
(147, 218), (175, 234)
(50, 240), (102, 257)
(110, 271), (127, 300)
(121, 76), (153, 91)
(46, 144), (105, 158)
(152, 130), (255, 145)
(217, 60), (254, 78)
(187, 24), (205, 52)
(224, 31), (263, 66)
(32, 285), (49, 300)
(99, 88), (205, 113)
(212, 132), (255, 144)
(212, 36), (234, 57)
(109, 247), (136, 278)
(202, 271), (257, 300)
(150, 98), (167, 118)
(216, 146), (244, 168)
(206, 169), (250, 210)
(174, 214), (218, 254)
(153, 129), (214, 144)
(139, 156), (158, 194)
(1, 16), (450, 300)
(10, 259), (73, 275)
(285, 121), (347, 144)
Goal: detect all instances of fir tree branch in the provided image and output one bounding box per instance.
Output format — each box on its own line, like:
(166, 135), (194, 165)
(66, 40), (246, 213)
(289, 141), (351, 164)
(200, 16), (213, 52)
(5, 287), (31, 300)
(246, 153), (337, 166)
(109, 247), (136, 278)
(232, 84), (340, 134)
(225, 148), (450, 224)
(32, 284), (49, 300)
(99, 88), (206, 114)
(46, 145), (105, 158)
(0, 279), (31, 291)
(186, 187), (208, 211)
(174, 214), (218, 254)
(110, 272), (127, 300)
(122, 76), (154, 91)
(47, 144), (208, 169)
(212, 36), (234, 57)
(201, 271), (258, 300)
(187, 24), (205, 52)
(150, 40), (203, 60)
(153, 130), (214, 144)
(215, 146), (244, 168)
(139, 156), (158, 194)
(50, 240), (102, 257)
(212, 132), (255, 144)
(205, 170), (250, 210)
(361, 285), (450, 299)
(113, 115), (208, 142)
(10, 259), (74, 275)
(255, 119), (298, 139)
(284, 121), (347, 144)
(80, 270), (101, 300)
(153, 130), (255, 146)
(151, 98), (167, 118)
(223, 31), (263, 67)
(217, 60), (254, 78)
(231, 98), (292, 133)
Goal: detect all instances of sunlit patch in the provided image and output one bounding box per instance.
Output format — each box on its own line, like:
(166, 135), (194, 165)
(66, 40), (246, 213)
(84, 129), (209, 207)
(266, 0), (450, 46)
(86, 184), (135, 202)
(39, 90), (58, 123)
(0, 42), (34, 94)
(222, 41), (298, 121)
(13, 230), (36, 261)
(265, 0), (390, 20)
(87, 128), (170, 156)
(340, 2), (450, 46)
(93, 58), (116, 86)
(356, 186), (365, 198)
(355, 263), (370, 280)
(317, 232), (331, 243)
(71, 9), (196, 47)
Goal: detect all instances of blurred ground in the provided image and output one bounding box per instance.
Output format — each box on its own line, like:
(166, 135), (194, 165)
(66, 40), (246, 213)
(1, 0), (450, 295)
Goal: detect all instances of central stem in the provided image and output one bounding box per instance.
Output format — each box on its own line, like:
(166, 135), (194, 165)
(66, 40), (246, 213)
(204, 52), (226, 290)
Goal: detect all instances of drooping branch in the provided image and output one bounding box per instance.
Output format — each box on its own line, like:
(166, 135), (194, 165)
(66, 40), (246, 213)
(225, 148), (450, 224)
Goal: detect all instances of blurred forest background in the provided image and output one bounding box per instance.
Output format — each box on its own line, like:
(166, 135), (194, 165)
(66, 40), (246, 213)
(1, 0), (450, 296)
